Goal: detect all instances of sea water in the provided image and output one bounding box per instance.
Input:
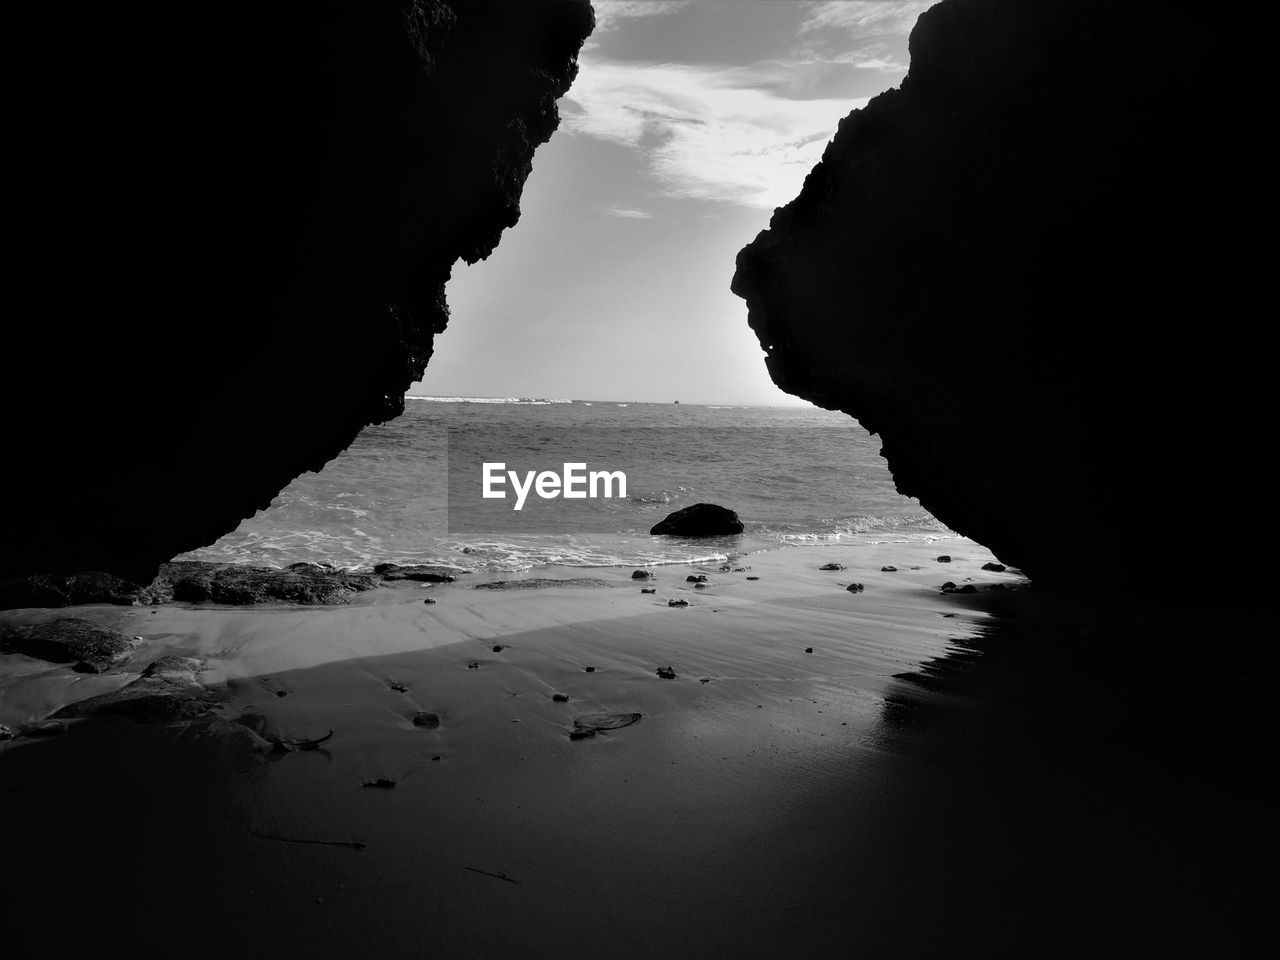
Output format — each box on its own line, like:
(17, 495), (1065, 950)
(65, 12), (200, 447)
(180, 399), (954, 572)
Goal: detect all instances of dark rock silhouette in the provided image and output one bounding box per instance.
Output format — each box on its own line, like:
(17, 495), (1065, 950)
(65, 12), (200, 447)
(650, 504), (744, 537)
(3, 1), (595, 584)
(0, 572), (144, 610)
(731, 0), (1261, 586)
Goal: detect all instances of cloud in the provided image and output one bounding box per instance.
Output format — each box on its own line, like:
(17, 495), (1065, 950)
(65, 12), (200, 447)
(591, 1), (692, 34)
(563, 56), (867, 209)
(603, 206), (653, 219)
(798, 1), (932, 37)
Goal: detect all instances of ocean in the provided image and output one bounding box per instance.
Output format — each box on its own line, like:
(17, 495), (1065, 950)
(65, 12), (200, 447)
(181, 399), (955, 572)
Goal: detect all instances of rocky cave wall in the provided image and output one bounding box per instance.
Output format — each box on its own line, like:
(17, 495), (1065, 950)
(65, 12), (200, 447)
(3, 1), (595, 584)
(732, 0), (1263, 585)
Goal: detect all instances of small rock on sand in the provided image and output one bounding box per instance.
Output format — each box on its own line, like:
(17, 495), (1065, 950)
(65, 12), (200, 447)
(423, 598), (437, 604)
(846, 583), (864, 593)
(389, 681), (409, 692)
(492, 644), (504, 653)
(686, 574), (708, 583)
(631, 570), (654, 580)
(569, 712), (643, 740)
(981, 562), (1007, 572)
(363, 779), (396, 789)
(668, 598), (689, 607)
(941, 581), (958, 593)
(552, 693), (569, 702)
(466, 661), (479, 669)
(746, 576), (760, 581)
(641, 587), (656, 594)
(413, 712), (441, 728)
(936, 555), (952, 563)
(656, 666), (677, 679)
(584, 666), (596, 673)
(881, 565), (898, 572)
(819, 563), (845, 571)
(694, 582), (708, 589)
(805, 647), (814, 654)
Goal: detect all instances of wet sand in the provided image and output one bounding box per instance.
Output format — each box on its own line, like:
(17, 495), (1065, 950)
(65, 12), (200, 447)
(0, 542), (1262, 957)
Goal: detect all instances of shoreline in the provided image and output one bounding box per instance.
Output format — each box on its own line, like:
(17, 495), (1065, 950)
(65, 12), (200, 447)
(1, 540), (1259, 956)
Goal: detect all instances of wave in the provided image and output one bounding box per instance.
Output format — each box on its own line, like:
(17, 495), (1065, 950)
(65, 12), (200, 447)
(404, 396), (572, 405)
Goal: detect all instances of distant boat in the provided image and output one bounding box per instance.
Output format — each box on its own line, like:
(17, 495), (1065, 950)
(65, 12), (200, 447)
(674, 400), (680, 405)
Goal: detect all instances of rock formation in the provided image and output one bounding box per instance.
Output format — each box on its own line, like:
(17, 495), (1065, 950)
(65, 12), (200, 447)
(4, 1), (594, 584)
(732, 0), (1263, 585)
(650, 504), (745, 537)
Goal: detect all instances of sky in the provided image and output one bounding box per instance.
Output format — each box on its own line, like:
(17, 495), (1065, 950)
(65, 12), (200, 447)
(410, 1), (928, 405)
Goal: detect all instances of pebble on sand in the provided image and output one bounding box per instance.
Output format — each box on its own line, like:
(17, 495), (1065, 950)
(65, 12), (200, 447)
(845, 583), (864, 593)
(804, 647), (813, 654)
(746, 576), (760, 581)
(819, 563), (845, 571)
(412, 711), (441, 728)
(492, 644), (504, 653)
(423, 598), (437, 604)
(656, 666), (677, 679)
(641, 587), (656, 594)
(570, 712), (643, 741)
(363, 778), (396, 789)
(936, 555), (952, 563)
(981, 562), (1007, 572)
(881, 565), (898, 572)
(631, 570), (654, 580)
(552, 693), (569, 702)
(668, 598), (689, 607)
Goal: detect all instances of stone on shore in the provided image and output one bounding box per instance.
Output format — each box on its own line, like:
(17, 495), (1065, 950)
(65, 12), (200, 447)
(0, 618), (140, 673)
(52, 656), (221, 722)
(374, 563), (459, 583)
(141, 561), (377, 606)
(0, 571), (144, 611)
(650, 504), (744, 537)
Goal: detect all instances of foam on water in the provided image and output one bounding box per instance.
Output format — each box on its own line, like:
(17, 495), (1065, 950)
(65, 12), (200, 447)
(180, 400), (956, 572)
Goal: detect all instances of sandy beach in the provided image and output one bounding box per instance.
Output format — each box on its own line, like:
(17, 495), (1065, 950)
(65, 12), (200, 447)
(0, 541), (1261, 957)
